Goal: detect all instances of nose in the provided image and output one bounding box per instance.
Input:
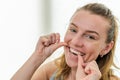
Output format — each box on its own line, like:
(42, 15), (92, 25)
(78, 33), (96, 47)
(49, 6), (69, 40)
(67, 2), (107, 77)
(70, 34), (84, 47)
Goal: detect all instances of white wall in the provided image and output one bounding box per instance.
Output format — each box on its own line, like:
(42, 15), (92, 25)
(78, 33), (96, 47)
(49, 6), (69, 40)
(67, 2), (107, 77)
(0, 0), (120, 79)
(0, 0), (42, 79)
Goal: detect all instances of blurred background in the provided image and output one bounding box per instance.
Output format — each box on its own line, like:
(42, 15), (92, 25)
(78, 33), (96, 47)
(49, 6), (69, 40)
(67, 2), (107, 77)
(0, 0), (120, 79)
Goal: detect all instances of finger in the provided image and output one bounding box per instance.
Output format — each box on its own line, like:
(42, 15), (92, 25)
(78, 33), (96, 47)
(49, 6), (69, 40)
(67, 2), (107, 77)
(50, 33), (56, 44)
(37, 36), (49, 46)
(42, 36), (51, 46)
(35, 36), (50, 52)
(84, 64), (91, 74)
(51, 33), (60, 44)
(55, 33), (60, 43)
(48, 33), (60, 44)
(82, 72), (101, 80)
(84, 61), (100, 74)
(41, 34), (53, 46)
(84, 61), (95, 74)
(49, 42), (67, 53)
(78, 54), (84, 66)
(76, 55), (86, 79)
(82, 74), (95, 80)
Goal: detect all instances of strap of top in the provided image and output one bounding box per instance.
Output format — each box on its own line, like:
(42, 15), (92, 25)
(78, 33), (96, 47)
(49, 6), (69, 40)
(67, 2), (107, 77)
(50, 71), (56, 80)
(50, 70), (63, 80)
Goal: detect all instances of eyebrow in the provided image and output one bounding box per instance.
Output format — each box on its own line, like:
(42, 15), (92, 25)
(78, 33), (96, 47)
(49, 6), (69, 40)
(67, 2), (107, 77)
(70, 22), (100, 36)
(86, 31), (100, 36)
(71, 23), (78, 28)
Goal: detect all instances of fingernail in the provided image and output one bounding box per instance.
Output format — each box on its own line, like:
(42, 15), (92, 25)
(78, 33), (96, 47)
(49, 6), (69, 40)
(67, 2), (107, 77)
(44, 42), (49, 46)
(56, 40), (59, 43)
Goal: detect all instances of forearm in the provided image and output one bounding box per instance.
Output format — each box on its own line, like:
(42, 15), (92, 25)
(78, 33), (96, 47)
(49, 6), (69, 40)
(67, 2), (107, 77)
(11, 52), (46, 80)
(11, 33), (66, 80)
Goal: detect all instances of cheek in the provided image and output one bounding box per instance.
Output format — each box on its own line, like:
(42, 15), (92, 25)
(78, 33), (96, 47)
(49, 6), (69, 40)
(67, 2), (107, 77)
(64, 32), (71, 43)
(84, 43), (103, 62)
(88, 42), (104, 53)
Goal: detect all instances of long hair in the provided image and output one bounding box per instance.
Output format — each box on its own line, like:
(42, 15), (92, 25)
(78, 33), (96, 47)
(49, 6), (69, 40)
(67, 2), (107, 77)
(55, 3), (119, 80)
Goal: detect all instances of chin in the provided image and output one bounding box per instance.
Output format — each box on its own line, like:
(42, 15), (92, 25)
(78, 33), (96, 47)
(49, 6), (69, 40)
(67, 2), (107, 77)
(65, 58), (78, 68)
(64, 47), (78, 66)
(64, 52), (78, 68)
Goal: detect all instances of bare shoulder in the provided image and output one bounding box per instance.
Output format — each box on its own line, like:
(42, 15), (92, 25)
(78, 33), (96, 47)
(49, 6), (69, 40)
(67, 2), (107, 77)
(44, 60), (58, 78)
(110, 75), (120, 80)
(31, 60), (57, 80)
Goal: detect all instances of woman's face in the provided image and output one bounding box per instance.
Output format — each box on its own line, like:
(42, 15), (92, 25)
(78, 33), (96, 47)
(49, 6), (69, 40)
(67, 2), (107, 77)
(64, 10), (110, 68)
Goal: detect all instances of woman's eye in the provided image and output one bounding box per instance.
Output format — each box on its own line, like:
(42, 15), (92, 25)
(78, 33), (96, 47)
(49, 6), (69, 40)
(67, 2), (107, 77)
(69, 29), (77, 33)
(85, 35), (96, 40)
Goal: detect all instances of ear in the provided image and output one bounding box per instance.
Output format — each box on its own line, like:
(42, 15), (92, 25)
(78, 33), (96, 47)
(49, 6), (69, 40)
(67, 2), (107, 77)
(100, 41), (114, 56)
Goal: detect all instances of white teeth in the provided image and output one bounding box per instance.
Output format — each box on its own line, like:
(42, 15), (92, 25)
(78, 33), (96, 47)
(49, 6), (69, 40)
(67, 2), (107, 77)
(70, 48), (79, 55)
(70, 48), (85, 56)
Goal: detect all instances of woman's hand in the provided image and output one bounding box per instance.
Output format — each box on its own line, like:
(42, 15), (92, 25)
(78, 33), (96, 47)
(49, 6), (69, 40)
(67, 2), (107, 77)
(11, 33), (67, 80)
(34, 33), (67, 59)
(76, 55), (102, 80)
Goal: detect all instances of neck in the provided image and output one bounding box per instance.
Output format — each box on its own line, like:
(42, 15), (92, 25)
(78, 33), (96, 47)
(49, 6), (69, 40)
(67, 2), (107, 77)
(68, 67), (77, 80)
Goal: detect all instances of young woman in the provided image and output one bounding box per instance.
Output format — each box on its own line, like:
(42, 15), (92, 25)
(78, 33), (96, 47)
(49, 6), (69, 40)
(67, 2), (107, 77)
(11, 3), (120, 80)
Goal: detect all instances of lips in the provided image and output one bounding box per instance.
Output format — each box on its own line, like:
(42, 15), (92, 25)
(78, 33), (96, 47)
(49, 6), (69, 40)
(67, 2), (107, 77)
(69, 47), (85, 56)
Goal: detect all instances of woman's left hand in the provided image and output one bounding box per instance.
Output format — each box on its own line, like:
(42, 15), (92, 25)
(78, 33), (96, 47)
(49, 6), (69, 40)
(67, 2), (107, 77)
(76, 55), (102, 80)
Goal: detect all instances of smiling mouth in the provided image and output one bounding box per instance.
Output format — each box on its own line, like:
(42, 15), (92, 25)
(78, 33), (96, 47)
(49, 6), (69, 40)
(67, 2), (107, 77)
(69, 48), (85, 56)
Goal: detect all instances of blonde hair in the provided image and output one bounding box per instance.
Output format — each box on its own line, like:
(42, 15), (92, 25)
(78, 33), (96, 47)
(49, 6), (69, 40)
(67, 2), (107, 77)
(55, 3), (119, 80)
